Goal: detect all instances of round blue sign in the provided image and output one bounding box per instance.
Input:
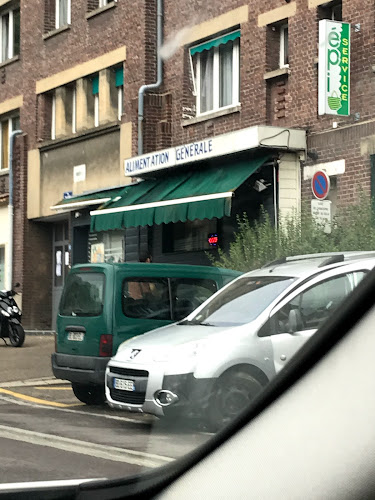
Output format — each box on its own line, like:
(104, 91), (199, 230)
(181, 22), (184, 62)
(312, 171), (330, 200)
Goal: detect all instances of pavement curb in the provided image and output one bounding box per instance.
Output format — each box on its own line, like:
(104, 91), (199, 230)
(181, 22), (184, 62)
(25, 330), (55, 336)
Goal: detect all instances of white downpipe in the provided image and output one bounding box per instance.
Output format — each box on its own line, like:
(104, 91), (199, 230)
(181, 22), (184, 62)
(7, 130), (22, 289)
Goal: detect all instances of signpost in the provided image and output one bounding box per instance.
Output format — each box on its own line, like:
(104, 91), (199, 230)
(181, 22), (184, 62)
(312, 170), (330, 200)
(311, 199), (332, 234)
(318, 20), (350, 116)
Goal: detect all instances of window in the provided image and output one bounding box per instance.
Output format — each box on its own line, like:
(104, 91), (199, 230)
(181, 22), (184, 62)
(273, 273), (364, 334)
(115, 67), (124, 121)
(92, 74), (99, 127)
(0, 114), (20, 170)
(99, 0), (114, 6)
(0, 7), (20, 63)
(122, 278), (218, 321)
(56, 0), (71, 29)
(60, 272), (105, 317)
(191, 31), (240, 115)
(318, 1), (342, 21)
(279, 24), (289, 68)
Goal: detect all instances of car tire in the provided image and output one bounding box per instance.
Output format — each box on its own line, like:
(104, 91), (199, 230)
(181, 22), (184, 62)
(8, 323), (25, 347)
(207, 370), (264, 432)
(71, 383), (106, 405)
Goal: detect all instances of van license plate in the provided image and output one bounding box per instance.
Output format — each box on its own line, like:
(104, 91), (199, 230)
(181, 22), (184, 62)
(114, 378), (135, 391)
(67, 332), (84, 341)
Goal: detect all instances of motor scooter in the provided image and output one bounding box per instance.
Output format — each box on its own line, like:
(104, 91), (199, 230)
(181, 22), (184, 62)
(0, 283), (25, 347)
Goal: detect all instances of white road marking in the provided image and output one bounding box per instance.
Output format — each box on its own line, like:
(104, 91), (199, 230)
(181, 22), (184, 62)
(0, 424), (174, 468)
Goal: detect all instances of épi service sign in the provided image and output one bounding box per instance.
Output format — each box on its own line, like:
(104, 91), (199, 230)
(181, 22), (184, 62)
(318, 20), (350, 116)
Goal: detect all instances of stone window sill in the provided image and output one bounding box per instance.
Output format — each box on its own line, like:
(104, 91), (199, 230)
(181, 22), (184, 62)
(264, 67), (290, 80)
(43, 24), (71, 41)
(86, 1), (117, 20)
(0, 169), (9, 177)
(0, 55), (20, 69)
(182, 104), (241, 127)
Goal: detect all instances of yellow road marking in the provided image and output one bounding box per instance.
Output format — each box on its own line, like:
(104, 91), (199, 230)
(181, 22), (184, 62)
(34, 386), (71, 391)
(0, 388), (84, 407)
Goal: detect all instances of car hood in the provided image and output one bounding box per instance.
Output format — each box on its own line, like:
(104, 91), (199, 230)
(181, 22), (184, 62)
(112, 322), (244, 361)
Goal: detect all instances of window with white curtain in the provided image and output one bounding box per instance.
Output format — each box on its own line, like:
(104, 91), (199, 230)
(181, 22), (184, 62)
(191, 32), (240, 116)
(279, 24), (289, 68)
(56, 0), (71, 29)
(0, 7), (20, 63)
(0, 114), (20, 170)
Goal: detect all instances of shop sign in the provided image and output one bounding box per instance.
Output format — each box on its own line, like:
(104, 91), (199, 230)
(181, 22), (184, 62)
(311, 199), (332, 234)
(208, 233), (219, 247)
(318, 20), (350, 116)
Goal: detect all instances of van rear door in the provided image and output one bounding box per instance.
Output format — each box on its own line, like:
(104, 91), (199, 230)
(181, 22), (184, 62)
(56, 267), (110, 357)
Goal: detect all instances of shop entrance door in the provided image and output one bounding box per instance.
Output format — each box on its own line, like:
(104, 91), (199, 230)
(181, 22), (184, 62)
(52, 221), (70, 329)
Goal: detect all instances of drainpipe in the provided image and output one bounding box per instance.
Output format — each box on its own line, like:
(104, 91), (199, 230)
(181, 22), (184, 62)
(138, 0), (163, 155)
(7, 130), (22, 289)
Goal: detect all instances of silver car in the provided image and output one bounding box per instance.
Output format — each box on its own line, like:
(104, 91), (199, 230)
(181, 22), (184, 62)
(105, 254), (375, 430)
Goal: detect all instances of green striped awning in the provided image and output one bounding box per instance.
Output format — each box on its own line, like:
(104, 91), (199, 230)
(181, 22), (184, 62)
(190, 30), (240, 56)
(90, 156), (269, 232)
(51, 187), (124, 211)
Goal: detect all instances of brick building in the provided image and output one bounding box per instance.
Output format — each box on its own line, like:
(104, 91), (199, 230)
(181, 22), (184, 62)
(0, 0), (372, 330)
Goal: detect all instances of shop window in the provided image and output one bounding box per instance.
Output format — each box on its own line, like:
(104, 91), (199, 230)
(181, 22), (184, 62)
(163, 219), (218, 253)
(0, 246), (4, 289)
(190, 31), (240, 115)
(0, 114), (20, 170)
(0, 6), (20, 63)
(318, 1), (342, 21)
(266, 21), (289, 72)
(102, 231), (124, 262)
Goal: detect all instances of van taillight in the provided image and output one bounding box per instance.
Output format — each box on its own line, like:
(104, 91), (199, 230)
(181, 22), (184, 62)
(99, 335), (113, 357)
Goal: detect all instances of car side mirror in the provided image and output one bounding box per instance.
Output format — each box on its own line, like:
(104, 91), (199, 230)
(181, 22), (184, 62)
(287, 309), (303, 334)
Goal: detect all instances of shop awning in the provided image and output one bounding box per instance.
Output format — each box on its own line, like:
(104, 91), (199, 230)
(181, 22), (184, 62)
(51, 187), (124, 211)
(90, 156), (270, 232)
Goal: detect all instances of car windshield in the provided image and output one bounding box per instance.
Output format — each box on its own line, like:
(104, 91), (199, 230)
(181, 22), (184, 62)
(1, 0), (374, 493)
(59, 273), (105, 316)
(188, 276), (296, 326)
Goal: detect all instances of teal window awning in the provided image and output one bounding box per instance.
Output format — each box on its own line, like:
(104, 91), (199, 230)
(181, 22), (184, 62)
(115, 67), (124, 87)
(92, 75), (99, 95)
(51, 187), (124, 211)
(90, 155), (270, 232)
(190, 30), (240, 56)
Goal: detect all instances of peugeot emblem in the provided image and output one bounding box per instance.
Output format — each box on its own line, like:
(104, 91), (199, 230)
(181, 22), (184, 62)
(129, 349), (141, 359)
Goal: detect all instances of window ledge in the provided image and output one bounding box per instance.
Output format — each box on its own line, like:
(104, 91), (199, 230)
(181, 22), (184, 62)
(43, 24), (71, 41)
(264, 67), (290, 80)
(0, 55), (20, 69)
(39, 122), (120, 152)
(182, 104), (241, 127)
(86, 1), (117, 20)
(0, 169), (9, 177)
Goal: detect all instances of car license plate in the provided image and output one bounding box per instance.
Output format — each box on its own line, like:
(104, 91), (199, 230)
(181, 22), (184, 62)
(114, 378), (135, 391)
(67, 332), (84, 341)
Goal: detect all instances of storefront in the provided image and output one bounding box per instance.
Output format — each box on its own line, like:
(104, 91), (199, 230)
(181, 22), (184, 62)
(90, 126), (306, 265)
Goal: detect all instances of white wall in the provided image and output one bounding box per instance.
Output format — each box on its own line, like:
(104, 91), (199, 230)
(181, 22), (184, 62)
(278, 153), (301, 220)
(0, 205), (9, 289)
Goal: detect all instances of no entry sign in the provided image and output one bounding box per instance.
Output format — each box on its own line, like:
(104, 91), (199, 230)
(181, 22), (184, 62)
(312, 170), (330, 200)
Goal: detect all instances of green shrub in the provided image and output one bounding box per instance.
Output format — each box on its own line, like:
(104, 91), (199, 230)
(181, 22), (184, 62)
(211, 195), (375, 272)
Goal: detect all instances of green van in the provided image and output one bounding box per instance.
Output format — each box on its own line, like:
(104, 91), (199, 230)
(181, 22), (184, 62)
(52, 262), (241, 405)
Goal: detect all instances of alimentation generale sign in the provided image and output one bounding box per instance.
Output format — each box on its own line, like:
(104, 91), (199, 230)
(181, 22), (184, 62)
(318, 20), (350, 116)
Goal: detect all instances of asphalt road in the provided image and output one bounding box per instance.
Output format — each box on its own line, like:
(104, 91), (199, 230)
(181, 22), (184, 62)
(0, 336), (212, 485)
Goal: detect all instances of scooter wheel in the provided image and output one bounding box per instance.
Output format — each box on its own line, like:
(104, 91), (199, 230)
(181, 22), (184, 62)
(8, 324), (25, 347)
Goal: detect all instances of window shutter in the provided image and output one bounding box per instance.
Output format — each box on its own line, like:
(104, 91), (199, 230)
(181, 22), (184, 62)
(92, 75), (99, 95)
(115, 67), (124, 87)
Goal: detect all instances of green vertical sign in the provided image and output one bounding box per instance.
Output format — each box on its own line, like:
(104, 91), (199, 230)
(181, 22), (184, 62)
(319, 20), (350, 116)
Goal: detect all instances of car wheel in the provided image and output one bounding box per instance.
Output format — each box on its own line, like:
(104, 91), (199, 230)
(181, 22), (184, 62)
(71, 383), (106, 405)
(8, 323), (25, 347)
(207, 370), (264, 431)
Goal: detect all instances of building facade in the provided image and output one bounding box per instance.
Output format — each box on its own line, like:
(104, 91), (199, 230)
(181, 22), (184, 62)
(0, 0), (373, 330)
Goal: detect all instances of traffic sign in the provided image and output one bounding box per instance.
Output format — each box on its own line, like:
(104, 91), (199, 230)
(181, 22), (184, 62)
(312, 170), (330, 200)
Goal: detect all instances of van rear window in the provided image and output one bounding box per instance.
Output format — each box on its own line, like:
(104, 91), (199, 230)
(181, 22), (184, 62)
(60, 273), (105, 317)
